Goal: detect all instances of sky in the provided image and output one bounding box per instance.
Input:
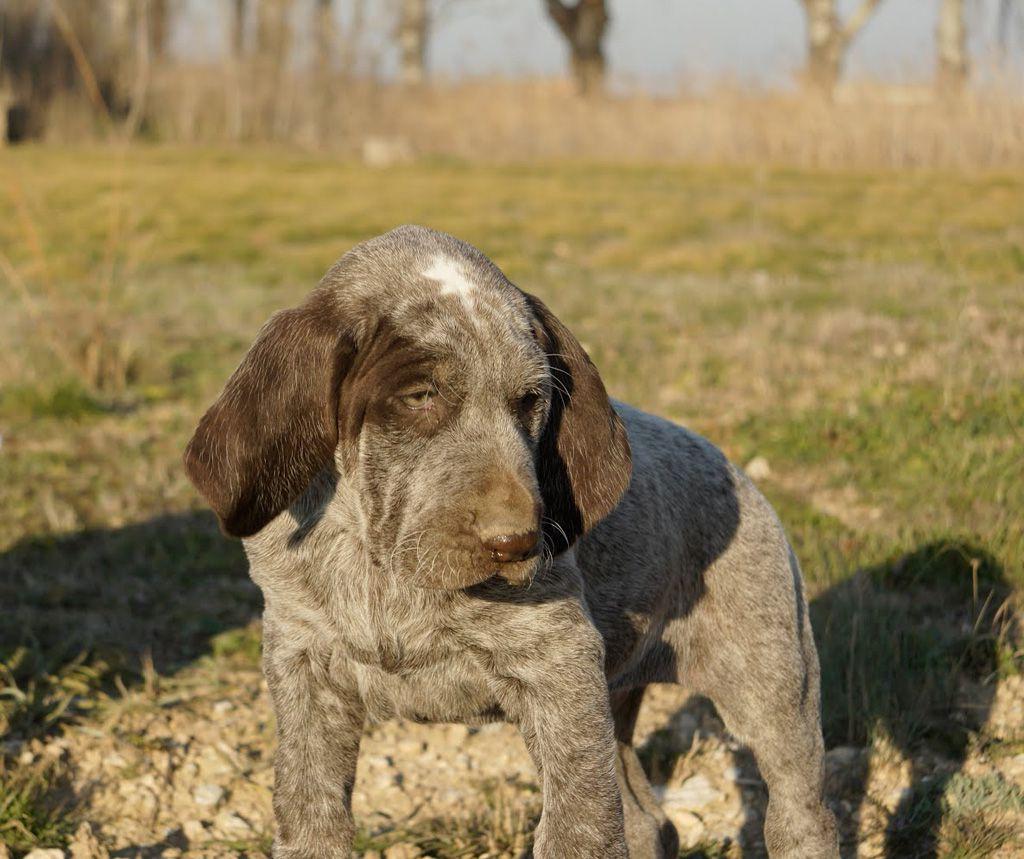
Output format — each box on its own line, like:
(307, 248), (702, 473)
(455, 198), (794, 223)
(182, 0), (1023, 91)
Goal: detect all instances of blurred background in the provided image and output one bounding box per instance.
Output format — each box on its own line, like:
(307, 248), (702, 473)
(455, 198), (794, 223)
(1, 1), (1024, 163)
(0, 2), (1022, 858)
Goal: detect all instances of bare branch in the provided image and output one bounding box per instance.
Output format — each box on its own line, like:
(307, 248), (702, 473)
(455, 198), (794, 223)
(124, 0), (153, 139)
(841, 0), (884, 47)
(545, 0), (575, 39)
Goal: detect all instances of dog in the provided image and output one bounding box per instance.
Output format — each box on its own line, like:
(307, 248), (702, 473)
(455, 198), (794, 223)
(184, 225), (839, 858)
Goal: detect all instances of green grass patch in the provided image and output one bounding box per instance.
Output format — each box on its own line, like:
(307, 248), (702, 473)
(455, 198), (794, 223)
(0, 151), (1021, 856)
(0, 381), (107, 421)
(0, 755), (76, 854)
(886, 772), (1024, 859)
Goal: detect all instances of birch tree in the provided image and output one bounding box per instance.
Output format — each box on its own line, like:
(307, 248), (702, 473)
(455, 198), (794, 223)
(544, 0), (609, 95)
(799, 0), (885, 96)
(936, 0), (968, 95)
(230, 0), (247, 57)
(397, 0), (428, 84)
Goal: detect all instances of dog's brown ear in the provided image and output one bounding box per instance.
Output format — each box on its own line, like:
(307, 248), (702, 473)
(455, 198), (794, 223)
(183, 290), (354, 538)
(524, 293), (632, 553)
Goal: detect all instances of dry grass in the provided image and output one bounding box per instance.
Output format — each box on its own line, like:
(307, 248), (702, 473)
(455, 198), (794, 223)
(33, 70), (1024, 170)
(0, 148), (1022, 854)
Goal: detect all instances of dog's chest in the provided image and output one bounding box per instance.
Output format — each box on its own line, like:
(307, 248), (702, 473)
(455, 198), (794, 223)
(334, 590), (503, 725)
(351, 651), (502, 725)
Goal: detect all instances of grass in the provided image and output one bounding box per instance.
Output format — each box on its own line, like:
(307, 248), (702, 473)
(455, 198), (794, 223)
(885, 771), (1024, 858)
(0, 755), (76, 853)
(354, 779), (540, 858)
(0, 147), (1022, 853)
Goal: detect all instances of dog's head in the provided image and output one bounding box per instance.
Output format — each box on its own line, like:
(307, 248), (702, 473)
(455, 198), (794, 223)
(184, 225), (631, 588)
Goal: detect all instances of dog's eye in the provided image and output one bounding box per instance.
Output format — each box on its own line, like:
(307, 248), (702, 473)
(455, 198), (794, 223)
(516, 391), (541, 425)
(399, 387), (435, 410)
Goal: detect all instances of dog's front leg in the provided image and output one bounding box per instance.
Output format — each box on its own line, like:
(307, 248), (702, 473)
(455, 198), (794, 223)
(264, 623), (364, 859)
(514, 616), (627, 859)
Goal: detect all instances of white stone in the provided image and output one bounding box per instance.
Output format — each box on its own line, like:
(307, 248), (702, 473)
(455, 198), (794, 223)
(211, 700), (234, 719)
(666, 809), (706, 847)
(192, 782), (225, 807)
(25, 851), (65, 859)
(212, 811), (251, 838)
(182, 819), (207, 842)
(361, 136), (414, 167)
(745, 455), (771, 481)
(663, 773), (721, 810)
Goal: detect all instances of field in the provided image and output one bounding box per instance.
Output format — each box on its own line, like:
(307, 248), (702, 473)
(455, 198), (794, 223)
(1, 148), (1022, 857)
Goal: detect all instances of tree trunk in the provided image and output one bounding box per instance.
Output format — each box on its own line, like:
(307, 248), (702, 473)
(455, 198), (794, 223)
(313, 0), (334, 79)
(225, 0), (247, 140)
(799, 0), (884, 98)
(230, 0), (247, 58)
(0, 73), (12, 145)
(545, 0), (608, 95)
(149, 0), (170, 59)
(802, 0), (842, 96)
(312, 0), (334, 143)
(997, 0), (1014, 61)
(256, 0), (293, 137)
(397, 0), (428, 85)
(937, 0), (969, 96)
(106, 0), (135, 118)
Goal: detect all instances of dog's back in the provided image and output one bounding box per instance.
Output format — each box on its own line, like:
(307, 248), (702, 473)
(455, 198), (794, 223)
(579, 403), (817, 703)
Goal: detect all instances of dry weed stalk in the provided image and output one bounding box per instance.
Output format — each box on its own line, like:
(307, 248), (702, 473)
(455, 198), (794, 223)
(125, 72), (1024, 170)
(1, 2), (153, 396)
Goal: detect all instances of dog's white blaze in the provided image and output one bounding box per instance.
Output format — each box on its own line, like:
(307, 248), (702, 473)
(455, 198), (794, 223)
(423, 256), (476, 311)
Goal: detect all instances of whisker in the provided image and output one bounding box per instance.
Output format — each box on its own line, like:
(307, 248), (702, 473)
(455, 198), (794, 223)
(542, 516), (570, 549)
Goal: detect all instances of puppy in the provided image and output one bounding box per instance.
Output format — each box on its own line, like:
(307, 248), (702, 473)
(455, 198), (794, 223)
(184, 225), (838, 858)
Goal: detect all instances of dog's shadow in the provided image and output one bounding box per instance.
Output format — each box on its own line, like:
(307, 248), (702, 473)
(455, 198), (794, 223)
(0, 510), (258, 739)
(640, 540), (1015, 859)
(2, 516), (1014, 858)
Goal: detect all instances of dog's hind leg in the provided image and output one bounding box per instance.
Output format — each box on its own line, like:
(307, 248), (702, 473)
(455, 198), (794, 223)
(708, 683), (838, 858)
(611, 687), (680, 859)
(688, 557), (840, 859)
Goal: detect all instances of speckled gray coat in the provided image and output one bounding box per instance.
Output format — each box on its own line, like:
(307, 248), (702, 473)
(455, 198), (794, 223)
(184, 226), (839, 858)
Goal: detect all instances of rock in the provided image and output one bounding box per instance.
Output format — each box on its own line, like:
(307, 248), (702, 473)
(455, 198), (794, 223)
(192, 782), (225, 807)
(182, 819), (207, 843)
(671, 712), (699, 749)
(666, 809), (706, 847)
(212, 811), (252, 838)
(0, 843), (10, 859)
(211, 700), (234, 719)
(69, 821), (109, 859)
(744, 456), (771, 481)
(362, 137), (414, 168)
(43, 738), (68, 759)
(663, 773), (721, 810)
(25, 850), (65, 859)
(824, 745), (868, 797)
(998, 753), (1024, 788)
(105, 752), (128, 769)
(384, 844), (421, 859)
(397, 739), (425, 756)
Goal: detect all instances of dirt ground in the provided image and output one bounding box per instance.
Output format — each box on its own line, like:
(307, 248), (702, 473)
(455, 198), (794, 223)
(4, 664), (1023, 858)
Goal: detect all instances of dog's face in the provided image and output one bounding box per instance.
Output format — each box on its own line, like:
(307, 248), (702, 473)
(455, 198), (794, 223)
(184, 226), (631, 589)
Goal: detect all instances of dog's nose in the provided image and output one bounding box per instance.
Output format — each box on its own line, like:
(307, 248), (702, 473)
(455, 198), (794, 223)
(482, 530), (540, 563)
